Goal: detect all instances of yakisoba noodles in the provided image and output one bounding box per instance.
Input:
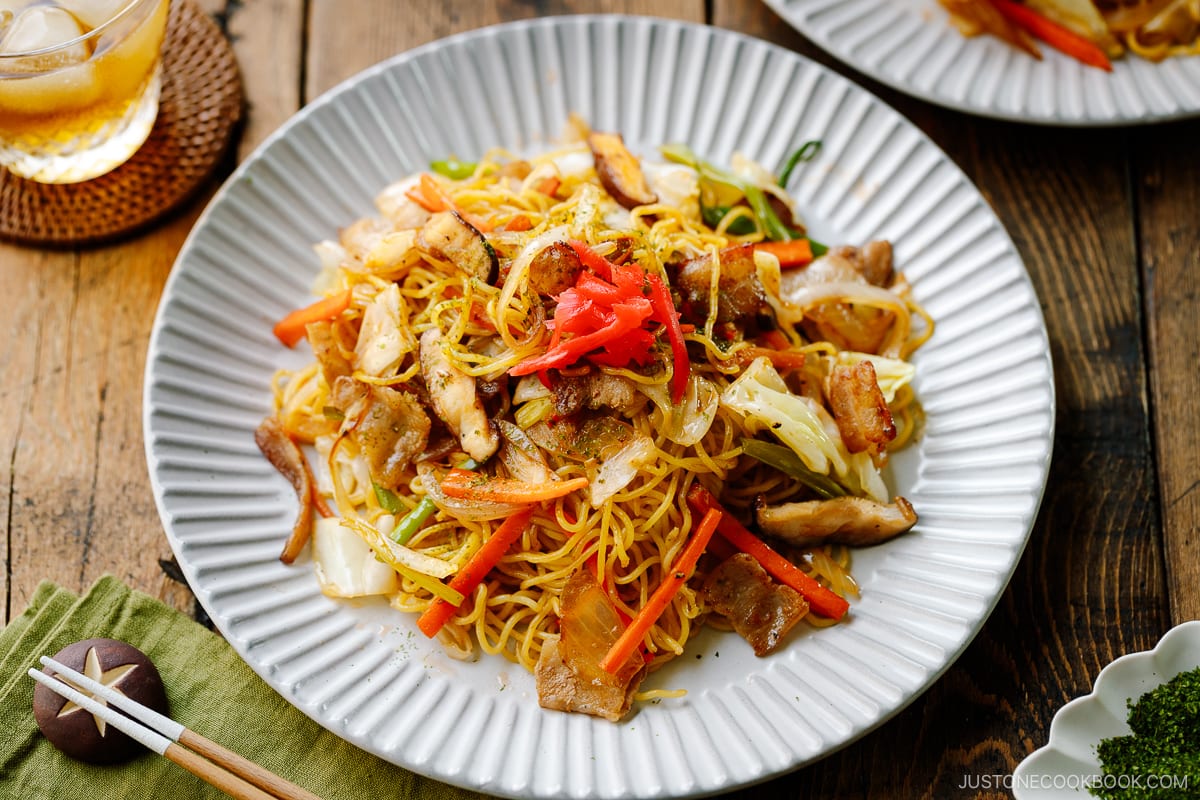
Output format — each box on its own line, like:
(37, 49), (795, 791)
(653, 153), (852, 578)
(939, 0), (1200, 66)
(258, 120), (932, 720)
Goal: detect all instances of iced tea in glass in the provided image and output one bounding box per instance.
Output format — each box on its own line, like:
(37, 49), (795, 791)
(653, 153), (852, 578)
(0, 0), (170, 183)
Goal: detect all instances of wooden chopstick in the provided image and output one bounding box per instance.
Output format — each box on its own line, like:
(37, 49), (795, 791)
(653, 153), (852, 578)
(30, 659), (323, 800)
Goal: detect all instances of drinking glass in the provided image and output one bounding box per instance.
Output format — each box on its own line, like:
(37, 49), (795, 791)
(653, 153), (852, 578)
(0, 0), (170, 184)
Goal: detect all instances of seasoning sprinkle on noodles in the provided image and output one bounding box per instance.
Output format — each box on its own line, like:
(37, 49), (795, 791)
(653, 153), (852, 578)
(256, 119), (932, 721)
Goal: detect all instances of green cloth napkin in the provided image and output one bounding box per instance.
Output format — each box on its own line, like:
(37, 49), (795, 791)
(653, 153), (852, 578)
(0, 577), (489, 800)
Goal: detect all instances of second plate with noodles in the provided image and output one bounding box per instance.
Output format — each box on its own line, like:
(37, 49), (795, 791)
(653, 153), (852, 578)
(764, 0), (1200, 125)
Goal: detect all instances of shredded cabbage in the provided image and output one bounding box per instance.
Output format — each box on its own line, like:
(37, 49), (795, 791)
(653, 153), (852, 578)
(312, 516), (400, 598)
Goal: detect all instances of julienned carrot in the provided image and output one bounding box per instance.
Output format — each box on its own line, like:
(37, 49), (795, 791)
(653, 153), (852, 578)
(686, 484), (850, 619)
(536, 176), (561, 197)
(736, 345), (807, 371)
(440, 470), (589, 504)
(417, 505), (535, 637)
(755, 238), (814, 268)
(405, 173), (447, 212)
(759, 328), (792, 351)
(989, 0), (1113, 71)
(404, 173), (495, 232)
(504, 214), (533, 232)
(599, 507), (721, 674)
(272, 289), (352, 348)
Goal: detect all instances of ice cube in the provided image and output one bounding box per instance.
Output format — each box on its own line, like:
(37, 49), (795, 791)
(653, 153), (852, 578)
(57, 0), (130, 30)
(0, 6), (89, 61)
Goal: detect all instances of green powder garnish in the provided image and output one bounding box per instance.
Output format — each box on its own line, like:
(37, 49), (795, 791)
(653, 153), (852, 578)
(1091, 666), (1200, 799)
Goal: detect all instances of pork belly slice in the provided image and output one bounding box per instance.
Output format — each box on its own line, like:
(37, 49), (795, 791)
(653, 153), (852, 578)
(329, 376), (431, 489)
(828, 360), (896, 457)
(756, 495), (917, 548)
(535, 570), (647, 721)
(702, 553), (808, 656)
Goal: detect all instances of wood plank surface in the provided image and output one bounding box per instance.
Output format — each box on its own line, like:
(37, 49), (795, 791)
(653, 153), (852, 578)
(1, 0), (307, 622)
(1137, 119), (1200, 625)
(305, 0), (706, 99)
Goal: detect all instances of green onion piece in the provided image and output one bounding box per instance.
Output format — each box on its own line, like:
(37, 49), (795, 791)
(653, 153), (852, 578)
(740, 438), (845, 500)
(744, 185), (795, 242)
(430, 158), (477, 180)
(662, 142), (796, 242)
(777, 140), (822, 186)
(701, 203), (757, 235)
(322, 405), (345, 421)
(808, 238), (829, 257)
(390, 497), (437, 545)
(373, 482), (404, 514)
(388, 457), (480, 544)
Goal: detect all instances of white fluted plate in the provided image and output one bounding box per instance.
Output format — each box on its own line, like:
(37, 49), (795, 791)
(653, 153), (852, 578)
(144, 16), (1054, 799)
(1013, 621), (1200, 798)
(764, 0), (1200, 125)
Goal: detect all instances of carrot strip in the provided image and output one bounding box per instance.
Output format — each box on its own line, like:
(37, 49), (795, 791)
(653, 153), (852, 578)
(755, 238), (814, 268)
(404, 173), (495, 231)
(405, 173), (448, 212)
(988, 0), (1113, 71)
(440, 470), (589, 504)
(416, 506), (536, 637)
(599, 507), (721, 673)
(504, 214), (533, 232)
(737, 345), (807, 371)
(686, 484), (849, 619)
(272, 289), (352, 348)
(759, 328), (792, 351)
(536, 176), (561, 197)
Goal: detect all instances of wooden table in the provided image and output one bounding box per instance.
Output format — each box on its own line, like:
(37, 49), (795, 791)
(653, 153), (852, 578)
(3, 1), (1197, 797)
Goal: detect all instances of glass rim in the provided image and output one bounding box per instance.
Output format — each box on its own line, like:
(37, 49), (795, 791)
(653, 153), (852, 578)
(0, 0), (163, 59)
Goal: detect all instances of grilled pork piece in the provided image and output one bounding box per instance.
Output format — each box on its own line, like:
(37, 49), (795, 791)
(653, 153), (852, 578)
(329, 377), (431, 489)
(535, 570), (648, 721)
(702, 553), (809, 656)
(756, 496), (917, 547)
(828, 360), (896, 457)
(551, 372), (643, 417)
(305, 320), (352, 385)
(779, 244), (898, 355)
(419, 328), (499, 463)
(677, 243), (766, 324)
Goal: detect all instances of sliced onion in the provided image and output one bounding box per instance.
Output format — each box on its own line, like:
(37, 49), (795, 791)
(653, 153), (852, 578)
(417, 463), (526, 521)
(512, 374), (552, 405)
(639, 374), (719, 446)
(589, 433), (656, 508)
(772, 278), (908, 326)
(497, 419), (554, 484)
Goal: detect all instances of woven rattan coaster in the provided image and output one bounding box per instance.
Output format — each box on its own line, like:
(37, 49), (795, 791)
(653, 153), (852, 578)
(0, 0), (243, 247)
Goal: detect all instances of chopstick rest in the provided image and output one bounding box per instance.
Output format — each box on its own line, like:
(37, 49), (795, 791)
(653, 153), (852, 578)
(29, 641), (324, 800)
(32, 638), (169, 764)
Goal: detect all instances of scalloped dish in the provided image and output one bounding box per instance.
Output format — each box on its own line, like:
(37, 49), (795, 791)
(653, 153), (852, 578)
(1014, 621), (1200, 799)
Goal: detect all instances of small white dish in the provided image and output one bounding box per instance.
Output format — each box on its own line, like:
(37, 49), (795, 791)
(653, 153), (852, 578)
(1013, 620), (1200, 799)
